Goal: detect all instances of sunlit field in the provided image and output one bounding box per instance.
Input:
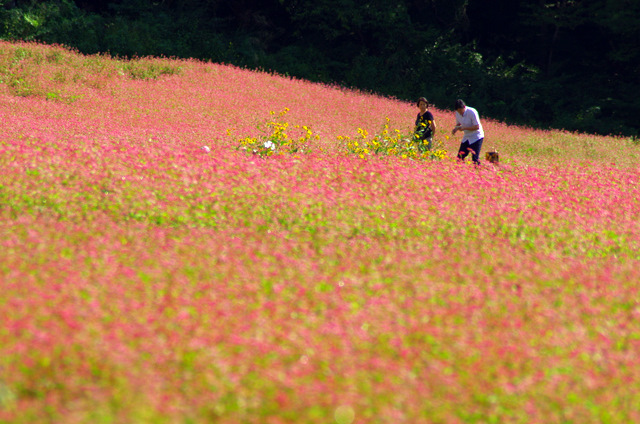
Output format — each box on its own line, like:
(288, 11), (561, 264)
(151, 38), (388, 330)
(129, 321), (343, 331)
(1, 41), (640, 424)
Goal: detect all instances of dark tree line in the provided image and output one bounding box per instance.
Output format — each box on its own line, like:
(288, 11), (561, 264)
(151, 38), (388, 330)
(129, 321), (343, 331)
(1, 0), (639, 136)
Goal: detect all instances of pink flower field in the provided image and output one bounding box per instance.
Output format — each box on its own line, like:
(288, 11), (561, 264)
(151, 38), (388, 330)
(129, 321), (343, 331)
(1, 41), (640, 423)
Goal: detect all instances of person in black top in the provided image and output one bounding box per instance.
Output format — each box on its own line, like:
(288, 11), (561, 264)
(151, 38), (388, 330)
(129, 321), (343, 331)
(414, 97), (436, 151)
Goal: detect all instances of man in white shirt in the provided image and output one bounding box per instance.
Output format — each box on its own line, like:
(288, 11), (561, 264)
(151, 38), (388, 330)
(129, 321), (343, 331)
(451, 99), (484, 165)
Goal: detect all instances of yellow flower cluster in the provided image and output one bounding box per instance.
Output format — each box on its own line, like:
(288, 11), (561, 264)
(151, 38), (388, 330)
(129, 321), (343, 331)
(234, 108), (319, 157)
(339, 118), (448, 160)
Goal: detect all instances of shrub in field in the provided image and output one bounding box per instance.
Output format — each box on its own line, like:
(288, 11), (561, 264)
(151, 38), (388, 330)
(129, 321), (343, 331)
(339, 117), (449, 160)
(234, 108), (319, 157)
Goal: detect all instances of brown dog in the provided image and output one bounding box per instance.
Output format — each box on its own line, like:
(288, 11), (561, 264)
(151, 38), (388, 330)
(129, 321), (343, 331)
(485, 149), (499, 164)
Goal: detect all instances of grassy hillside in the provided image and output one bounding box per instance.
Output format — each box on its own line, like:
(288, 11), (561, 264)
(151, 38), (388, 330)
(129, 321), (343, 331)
(1, 41), (640, 423)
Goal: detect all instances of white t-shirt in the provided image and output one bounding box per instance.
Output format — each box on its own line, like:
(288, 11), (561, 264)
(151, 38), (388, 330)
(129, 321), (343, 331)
(455, 106), (484, 143)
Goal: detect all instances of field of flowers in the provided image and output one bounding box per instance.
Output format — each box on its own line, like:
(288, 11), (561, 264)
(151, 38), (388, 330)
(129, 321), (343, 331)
(1, 41), (640, 423)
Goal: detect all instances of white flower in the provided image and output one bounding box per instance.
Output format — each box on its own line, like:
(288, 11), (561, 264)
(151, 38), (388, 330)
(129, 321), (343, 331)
(202, 146), (210, 152)
(264, 140), (275, 150)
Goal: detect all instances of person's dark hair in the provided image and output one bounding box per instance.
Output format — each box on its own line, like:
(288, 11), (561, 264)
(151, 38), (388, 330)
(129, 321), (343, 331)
(455, 99), (466, 110)
(417, 97), (429, 107)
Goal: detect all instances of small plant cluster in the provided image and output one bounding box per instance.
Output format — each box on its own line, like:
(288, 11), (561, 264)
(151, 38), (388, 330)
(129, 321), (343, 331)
(234, 108), (318, 157)
(339, 118), (449, 160)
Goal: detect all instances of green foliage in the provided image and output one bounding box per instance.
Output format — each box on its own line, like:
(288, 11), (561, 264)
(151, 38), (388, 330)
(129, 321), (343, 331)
(0, 0), (99, 52)
(119, 59), (182, 80)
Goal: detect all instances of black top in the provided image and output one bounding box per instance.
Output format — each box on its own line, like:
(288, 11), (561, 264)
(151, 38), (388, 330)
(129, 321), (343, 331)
(415, 111), (434, 139)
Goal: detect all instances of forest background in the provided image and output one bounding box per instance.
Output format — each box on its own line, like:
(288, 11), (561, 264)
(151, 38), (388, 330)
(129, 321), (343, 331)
(1, 0), (638, 137)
